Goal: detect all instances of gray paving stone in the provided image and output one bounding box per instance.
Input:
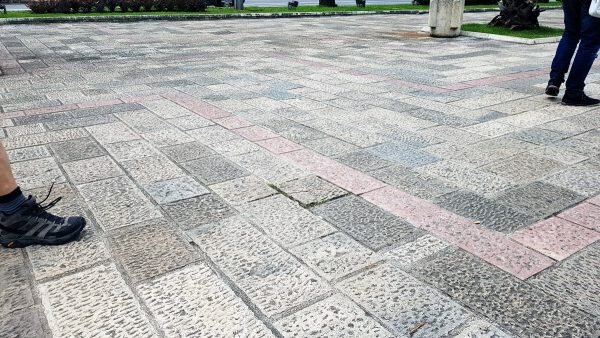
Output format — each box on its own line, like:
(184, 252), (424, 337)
(275, 294), (394, 338)
(495, 181), (585, 219)
(292, 232), (379, 281)
(240, 194), (335, 248)
(166, 114), (214, 130)
(301, 136), (359, 156)
(381, 234), (450, 268)
(183, 155), (250, 185)
(122, 155), (185, 185)
(116, 110), (171, 134)
(529, 243), (600, 317)
(528, 145), (589, 165)
(86, 122), (141, 144)
(137, 264), (274, 337)
(209, 175), (276, 205)
(338, 263), (471, 338)
(143, 176), (209, 204)
(418, 160), (514, 197)
(208, 138), (262, 157)
(276, 175), (347, 207)
(104, 139), (160, 162)
(162, 194), (237, 231)
(63, 155), (124, 184)
(407, 107), (476, 127)
(509, 127), (566, 145)
(409, 250), (600, 337)
(11, 157), (65, 190)
(554, 138), (600, 157)
(312, 196), (423, 251)
(481, 153), (563, 184)
(367, 142), (439, 168)
(111, 219), (199, 283)
(161, 141), (216, 163)
(3, 128), (89, 150)
(336, 150), (394, 172)
(452, 320), (514, 338)
(0, 255), (34, 315)
(38, 264), (158, 337)
(46, 114), (119, 130)
(141, 128), (195, 148)
(187, 125), (241, 145)
(78, 176), (162, 231)
(0, 307), (46, 338)
(435, 190), (534, 232)
(5, 123), (46, 137)
(230, 150), (307, 184)
(49, 137), (105, 162)
(370, 165), (457, 200)
(277, 124), (328, 143)
(188, 216), (330, 317)
(142, 99), (193, 119)
(7, 145), (50, 163)
(543, 167), (600, 197)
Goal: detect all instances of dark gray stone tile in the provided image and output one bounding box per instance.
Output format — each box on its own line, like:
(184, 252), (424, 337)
(110, 219), (199, 283)
(336, 150), (394, 172)
(435, 190), (534, 233)
(0, 307), (46, 338)
(409, 250), (600, 338)
(495, 181), (585, 219)
(162, 194), (237, 230)
(312, 195), (423, 251)
(183, 155), (250, 185)
(406, 108), (476, 127)
(161, 141), (216, 163)
(529, 243), (600, 317)
(45, 114), (118, 130)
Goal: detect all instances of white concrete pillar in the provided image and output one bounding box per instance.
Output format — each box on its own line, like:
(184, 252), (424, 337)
(428, 0), (466, 38)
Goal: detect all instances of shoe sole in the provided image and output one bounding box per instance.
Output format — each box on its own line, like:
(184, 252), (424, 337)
(561, 101), (600, 107)
(0, 220), (86, 248)
(545, 86), (559, 96)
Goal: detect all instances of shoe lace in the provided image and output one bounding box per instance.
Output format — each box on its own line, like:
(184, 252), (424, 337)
(32, 183), (64, 224)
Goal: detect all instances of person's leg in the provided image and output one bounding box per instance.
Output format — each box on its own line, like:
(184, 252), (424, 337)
(547, 0), (582, 96)
(563, 4), (600, 105)
(0, 142), (86, 248)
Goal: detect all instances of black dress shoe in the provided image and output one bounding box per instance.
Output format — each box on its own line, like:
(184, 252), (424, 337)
(562, 92), (600, 106)
(545, 83), (560, 96)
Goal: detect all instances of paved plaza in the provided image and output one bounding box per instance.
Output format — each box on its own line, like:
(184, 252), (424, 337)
(1, 11), (599, 338)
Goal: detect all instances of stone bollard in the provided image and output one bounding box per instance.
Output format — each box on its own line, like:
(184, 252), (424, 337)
(428, 0), (466, 38)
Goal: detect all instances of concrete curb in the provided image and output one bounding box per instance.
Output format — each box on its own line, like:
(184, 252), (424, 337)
(460, 30), (561, 44)
(0, 6), (562, 25)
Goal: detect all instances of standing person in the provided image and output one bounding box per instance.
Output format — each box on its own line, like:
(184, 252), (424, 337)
(0, 143), (85, 248)
(546, 0), (600, 106)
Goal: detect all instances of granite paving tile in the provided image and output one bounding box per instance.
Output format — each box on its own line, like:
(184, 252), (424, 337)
(143, 176), (209, 204)
(0, 307), (45, 338)
(7, 145), (50, 163)
(122, 154), (185, 185)
(370, 165), (457, 200)
(543, 167), (600, 197)
(183, 155), (250, 185)
(141, 128), (195, 148)
(231, 150), (308, 184)
(103, 139), (160, 162)
(209, 175), (276, 205)
(381, 234), (450, 268)
(162, 194), (237, 231)
(187, 216), (331, 317)
(338, 263), (471, 338)
(275, 294), (393, 338)
(110, 219), (199, 283)
(137, 264), (274, 337)
(409, 250), (600, 337)
(86, 122), (140, 144)
(529, 243), (600, 316)
(0, 253), (34, 315)
(11, 157), (65, 190)
(558, 202), (600, 232)
(312, 195), (423, 251)
(240, 194), (335, 248)
(38, 264), (158, 337)
(276, 175), (347, 207)
(63, 155), (124, 184)
(160, 141), (215, 163)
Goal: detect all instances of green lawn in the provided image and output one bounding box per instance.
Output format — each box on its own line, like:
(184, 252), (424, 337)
(0, 2), (562, 18)
(462, 23), (564, 39)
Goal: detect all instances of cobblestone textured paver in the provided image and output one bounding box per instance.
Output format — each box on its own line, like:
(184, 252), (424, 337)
(2, 11), (600, 337)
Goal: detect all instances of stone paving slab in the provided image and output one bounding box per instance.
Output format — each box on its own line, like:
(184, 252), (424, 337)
(1, 11), (600, 337)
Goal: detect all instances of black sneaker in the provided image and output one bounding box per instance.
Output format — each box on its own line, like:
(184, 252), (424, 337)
(562, 92), (600, 106)
(0, 194), (86, 249)
(545, 82), (560, 96)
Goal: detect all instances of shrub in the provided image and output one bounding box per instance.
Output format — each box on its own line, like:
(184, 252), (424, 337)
(413, 0), (498, 4)
(77, 0), (97, 12)
(105, 0), (118, 11)
(27, 0), (56, 13)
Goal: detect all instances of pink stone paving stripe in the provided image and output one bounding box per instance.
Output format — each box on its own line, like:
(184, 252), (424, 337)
(0, 111), (25, 118)
(281, 149), (387, 195)
(588, 194), (600, 206)
(233, 126), (279, 141)
(362, 186), (555, 280)
(256, 137), (304, 154)
(77, 99), (123, 109)
(163, 93), (231, 119)
(20, 104), (79, 116)
(510, 217), (600, 261)
(558, 202), (600, 232)
(213, 116), (254, 130)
